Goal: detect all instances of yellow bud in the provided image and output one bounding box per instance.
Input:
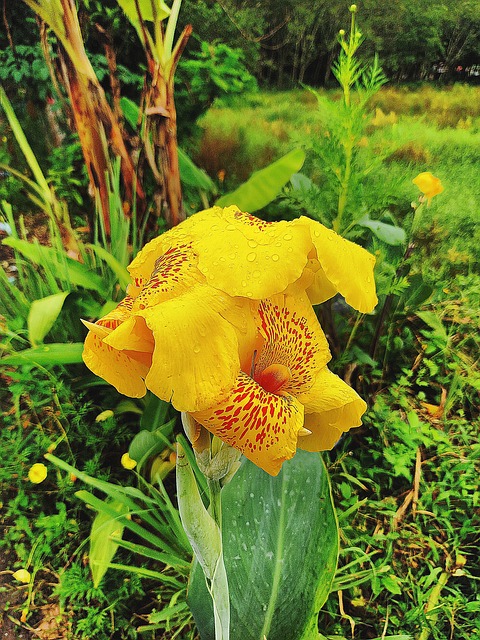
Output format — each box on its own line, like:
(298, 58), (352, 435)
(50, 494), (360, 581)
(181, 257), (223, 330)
(121, 453), (137, 470)
(28, 463), (47, 484)
(349, 4), (357, 12)
(339, 29), (346, 36)
(12, 569), (31, 584)
(95, 409), (114, 422)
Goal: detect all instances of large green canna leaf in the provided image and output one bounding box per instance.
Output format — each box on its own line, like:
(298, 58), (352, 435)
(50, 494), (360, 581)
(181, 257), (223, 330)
(188, 450), (338, 640)
(216, 148), (306, 212)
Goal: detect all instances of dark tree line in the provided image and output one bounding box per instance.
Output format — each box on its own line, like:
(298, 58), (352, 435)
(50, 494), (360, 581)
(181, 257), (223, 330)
(1, 0), (479, 98)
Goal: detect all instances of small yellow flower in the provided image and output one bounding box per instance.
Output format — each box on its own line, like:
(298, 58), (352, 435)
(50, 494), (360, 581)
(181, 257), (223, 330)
(349, 4), (357, 12)
(28, 463), (47, 484)
(412, 172), (444, 204)
(339, 29), (346, 36)
(12, 569), (31, 583)
(121, 453), (137, 469)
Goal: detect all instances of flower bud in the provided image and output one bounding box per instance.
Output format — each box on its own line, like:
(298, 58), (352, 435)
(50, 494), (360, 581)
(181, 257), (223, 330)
(12, 569), (31, 584)
(349, 4), (357, 12)
(121, 453), (137, 470)
(339, 29), (345, 36)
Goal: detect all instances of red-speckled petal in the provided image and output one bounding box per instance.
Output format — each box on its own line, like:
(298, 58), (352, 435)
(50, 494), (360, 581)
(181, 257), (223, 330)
(132, 243), (204, 310)
(192, 371), (304, 476)
(254, 294), (331, 396)
(95, 295), (135, 331)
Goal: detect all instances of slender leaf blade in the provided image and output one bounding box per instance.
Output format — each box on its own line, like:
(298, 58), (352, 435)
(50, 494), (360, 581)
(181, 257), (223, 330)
(28, 292), (70, 345)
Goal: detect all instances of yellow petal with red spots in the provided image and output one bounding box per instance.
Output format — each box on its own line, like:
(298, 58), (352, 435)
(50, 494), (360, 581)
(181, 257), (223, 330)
(127, 208), (218, 285)
(192, 371), (304, 476)
(254, 294), (331, 397)
(96, 295), (135, 330)
(301, 217), (377, 313)
(103, 315), (154, 353)
(192, 207), (312, 298)
(82, 331), (149, 398)
(131, 243), (204, 310)
(297, 367), (366, 451)
(139, 285), (241, 412)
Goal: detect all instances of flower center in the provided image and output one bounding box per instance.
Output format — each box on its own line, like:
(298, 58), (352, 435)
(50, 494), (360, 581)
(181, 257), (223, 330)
(255, 363), (291, 394)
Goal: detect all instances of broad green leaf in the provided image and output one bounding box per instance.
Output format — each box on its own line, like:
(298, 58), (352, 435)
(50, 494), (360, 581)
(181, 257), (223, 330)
(216, 148), (306, 212)
(188, 450), (338, 640)
(355, 214), (406, 246)
(115, 0), (170, 25)
(89, 499), (129, 587)
(129, 430), (166, 465)
(2, 238), (107, 295)
(178, 147), (216, 193)
(2, 343), (84, 366)
(28, 292), (70, 345)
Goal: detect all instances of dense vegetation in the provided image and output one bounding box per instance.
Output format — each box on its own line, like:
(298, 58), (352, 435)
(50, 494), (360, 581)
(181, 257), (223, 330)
(0, 1), (479, 639)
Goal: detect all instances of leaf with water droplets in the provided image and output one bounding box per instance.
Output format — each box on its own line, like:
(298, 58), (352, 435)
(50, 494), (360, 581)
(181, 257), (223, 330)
(188, 450), (338, 639)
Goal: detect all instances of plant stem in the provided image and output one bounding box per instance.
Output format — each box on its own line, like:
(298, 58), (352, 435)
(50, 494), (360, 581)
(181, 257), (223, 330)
(417, 569), (450, 640)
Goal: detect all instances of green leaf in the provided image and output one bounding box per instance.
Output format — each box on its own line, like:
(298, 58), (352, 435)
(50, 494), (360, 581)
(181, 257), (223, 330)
(416, 310), (448, 341)
(178, 147), (216, 193)
(86, 243), (130, 289)
(2, 238), (107, 295)
(28, 292), (70, 345)
(2, 343), (84, 366)
(129, 430), (166, 465)
(115, 0), (170, 25)
(356, 214), (406, 246)
(216, 148), (306, 212)
(89, 499), (129, 587)
(188, 450), (338, 640)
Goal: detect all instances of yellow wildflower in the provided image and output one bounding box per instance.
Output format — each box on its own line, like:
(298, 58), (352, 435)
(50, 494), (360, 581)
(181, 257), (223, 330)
(412, 172), (444, 204)
(12, 569), (31, 583)
(28, 463), (47, 484)
(121, 453), (137, 470)
(83, 207), (377, 475)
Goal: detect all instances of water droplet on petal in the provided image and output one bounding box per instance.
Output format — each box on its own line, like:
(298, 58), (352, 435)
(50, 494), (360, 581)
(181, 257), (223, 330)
(283, 233), (292, 240)
(226, 224), (235, 231)
(247, 252), (256, 262)
(248, 240), (257, 248)
(272, 254), (279, 262)
(252, 270), (261, 278)
(193, 345), (200, 354)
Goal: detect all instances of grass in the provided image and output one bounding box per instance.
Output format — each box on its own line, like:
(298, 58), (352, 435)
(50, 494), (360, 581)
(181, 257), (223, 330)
(1, 84), (479, 639)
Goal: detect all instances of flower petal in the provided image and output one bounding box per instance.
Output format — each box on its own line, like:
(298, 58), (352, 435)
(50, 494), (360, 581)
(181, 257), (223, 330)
(255, 294), (331, 396)
(192, 206), (312, 298)
(297, 367), (367, 451)
(82, 331), (149, 398)
(139, 285), (241, 412)
(132, 243), (205, 310)
(302, 217), (378, 313)
(192, 371), (304, 476)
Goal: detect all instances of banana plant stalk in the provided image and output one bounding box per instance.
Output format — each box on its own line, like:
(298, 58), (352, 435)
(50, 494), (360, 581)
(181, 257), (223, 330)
(22, 0), (146, 236)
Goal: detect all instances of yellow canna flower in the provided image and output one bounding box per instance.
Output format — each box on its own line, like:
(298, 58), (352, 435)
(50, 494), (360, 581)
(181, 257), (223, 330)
(412, 172), (444, 204)
(12, 569), (31, 583)
(121, 453), (137, 469)
(82, 207), (377, 475)
(28, 463), (47, 484)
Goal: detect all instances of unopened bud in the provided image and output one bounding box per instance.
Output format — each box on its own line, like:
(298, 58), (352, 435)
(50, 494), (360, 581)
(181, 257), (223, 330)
(349, 4), (357, 12)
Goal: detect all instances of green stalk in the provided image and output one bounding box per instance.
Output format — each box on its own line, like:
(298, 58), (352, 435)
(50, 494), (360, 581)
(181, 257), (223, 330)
(417, 569), (450, 640)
